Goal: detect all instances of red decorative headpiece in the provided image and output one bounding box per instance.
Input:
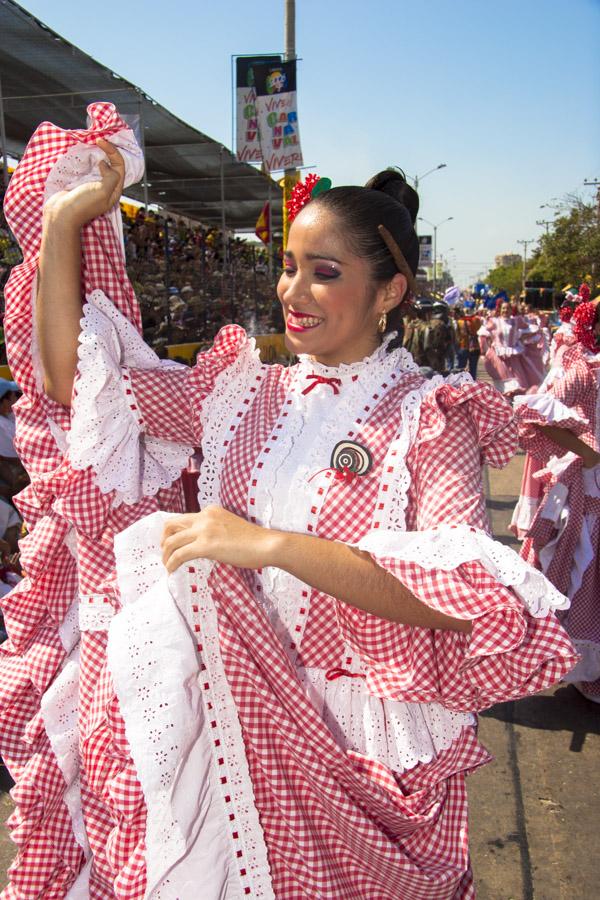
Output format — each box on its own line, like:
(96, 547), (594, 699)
(579, 282), (591, 303)
(286, 174), (332, 222)
(572, 301), (599, 352)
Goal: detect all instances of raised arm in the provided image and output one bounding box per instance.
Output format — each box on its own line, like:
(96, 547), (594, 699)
(37, 140), (125, 405)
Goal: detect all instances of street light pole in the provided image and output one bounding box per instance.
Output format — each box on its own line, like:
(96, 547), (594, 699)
(517, 239), (534, 292)
(419, 216), (454, 295)
(409, 163), (447, 193)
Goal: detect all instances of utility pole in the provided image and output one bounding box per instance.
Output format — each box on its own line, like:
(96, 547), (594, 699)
(584, 180), (600, 276)
(0, 74), (8, 189)
(419, 216), (453, 295)
(536, 219), (553, 235)
(282, 0), (296, 250)
(517, 239), (534, 291)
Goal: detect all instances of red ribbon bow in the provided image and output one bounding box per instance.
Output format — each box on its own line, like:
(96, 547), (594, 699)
(325, 668), (367, 682)
(302, 374), (342, 396)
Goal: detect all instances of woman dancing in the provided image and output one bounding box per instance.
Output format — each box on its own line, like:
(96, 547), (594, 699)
(1, 105), (576, 899)
(478, 301), (545, 393)
(513, 296), (600, 703)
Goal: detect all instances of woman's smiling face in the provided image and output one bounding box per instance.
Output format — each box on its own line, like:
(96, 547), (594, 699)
(278, 205), (391, 367)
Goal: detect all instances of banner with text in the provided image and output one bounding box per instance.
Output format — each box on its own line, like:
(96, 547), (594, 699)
(419, 235), (433, 268)
(253, 60), (303, 172)
(235, 55), (282, 163)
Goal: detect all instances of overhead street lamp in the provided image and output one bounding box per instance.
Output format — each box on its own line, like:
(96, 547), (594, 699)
(418, 216), (454, 294)
(408, 163), (447, 192)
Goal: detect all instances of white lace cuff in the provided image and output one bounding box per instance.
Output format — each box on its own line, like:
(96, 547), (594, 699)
(356, 523), (569, 617)
(513, 393), (588, 426)
(69, 290), (194, 506)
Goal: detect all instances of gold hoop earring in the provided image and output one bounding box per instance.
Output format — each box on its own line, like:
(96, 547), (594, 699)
(378, 310), (387, 333)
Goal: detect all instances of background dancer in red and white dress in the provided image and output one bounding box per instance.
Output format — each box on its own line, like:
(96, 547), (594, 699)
(1, 107), (576, 899)
(513, 296), (600, 704)
(478, 301), (545, 394)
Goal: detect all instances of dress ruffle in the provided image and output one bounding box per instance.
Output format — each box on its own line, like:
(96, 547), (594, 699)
(337, 525), (577, 712)
(69, 291), (194, 506)
(514, 392), (589, 459)
(418, 380), (518, 468)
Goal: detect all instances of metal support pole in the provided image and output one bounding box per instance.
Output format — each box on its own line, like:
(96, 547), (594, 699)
(136, 94), (149, 211)
(0, 74), (9, 189)
(433, 226), (437, 295)
(282, 0), (296, 251)
(219, 145), (227, 272)
(164, 218), (172, 343)
(267, 177), (274, 279)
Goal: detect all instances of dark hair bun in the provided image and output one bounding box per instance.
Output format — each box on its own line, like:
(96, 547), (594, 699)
(364, 168), (419, 226)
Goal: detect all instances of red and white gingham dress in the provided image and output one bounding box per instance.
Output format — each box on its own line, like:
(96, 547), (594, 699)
(0, 106), (577, 899)
(515, 343), (600, 700)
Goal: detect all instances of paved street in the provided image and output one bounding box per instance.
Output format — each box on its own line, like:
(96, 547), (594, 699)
(1, 452), (598, 898)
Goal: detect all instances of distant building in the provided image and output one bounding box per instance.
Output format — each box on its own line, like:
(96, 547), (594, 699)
(494, 253), (522, 268)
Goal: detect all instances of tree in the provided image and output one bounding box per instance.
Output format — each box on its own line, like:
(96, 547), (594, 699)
(526, 197), (600, 289)
(486, 260), (523, 296)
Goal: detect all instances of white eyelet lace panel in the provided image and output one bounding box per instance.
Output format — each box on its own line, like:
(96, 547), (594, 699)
(356, 523), (570, 617)
(111, 512), (274, 900)
(197, 336), (263, 511)
(248, 352), (413, 658)
(58, 596), (80, 653)
(299, 667), (474, 774)
(40, 648), (90, 858)
(370, 375), (448, 533)
(69, 290), (193, 506)
(79, 594), (116, 632)
(43, 128), (144, 204)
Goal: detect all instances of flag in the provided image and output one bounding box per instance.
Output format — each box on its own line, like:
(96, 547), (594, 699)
(255, 201), (270, 244)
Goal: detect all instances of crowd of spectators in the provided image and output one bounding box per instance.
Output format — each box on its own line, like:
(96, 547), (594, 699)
(122, 207), (283, 356)
(1, 195), (283, 363)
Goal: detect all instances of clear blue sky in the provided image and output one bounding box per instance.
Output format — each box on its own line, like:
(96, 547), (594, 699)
(16, 0), (600, 286)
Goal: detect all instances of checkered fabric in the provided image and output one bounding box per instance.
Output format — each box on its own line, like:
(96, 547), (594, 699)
(0, 104), (579, 898)
(516, 343), (600, 696)
(0, 104), (185, 897)
(123, 360), (576, 897)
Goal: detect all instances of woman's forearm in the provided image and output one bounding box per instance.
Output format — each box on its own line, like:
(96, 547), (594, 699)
(37, 213), (83, 405)
(266, 530), (472, 633)
(536, 424), (600, 468)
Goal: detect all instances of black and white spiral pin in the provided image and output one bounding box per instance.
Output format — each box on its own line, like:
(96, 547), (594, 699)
(330, 441), (373, 476)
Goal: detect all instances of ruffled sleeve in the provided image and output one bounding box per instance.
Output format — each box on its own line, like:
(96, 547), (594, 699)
(335, 381), (578, 712)
(69, 290), (255, 505)
(513, 349), (595, 461)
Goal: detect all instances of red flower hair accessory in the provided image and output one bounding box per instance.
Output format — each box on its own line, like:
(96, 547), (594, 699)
(559, 305), (574, 323)
(579, 282), (591, 303)
(572, 300), (599, 352)
(286, 174), (332, 222)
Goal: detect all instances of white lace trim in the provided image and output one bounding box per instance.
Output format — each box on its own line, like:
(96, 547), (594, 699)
(296, 332), (414, 378)
(513, 392), (588, 426)
(79, 594), (116, 632)
(510, 495), (540, 539)
(300, 667), (474, 773)
(372, 371), (472, 532)
(249, 345), (411, 655)
(40, 648), (90, 858)
(197, 335), (263, 511)
(69, 290), (193, 506)
(356, 523), (570, 617)
(563, 640), (600, 684)
(110, 512), (274, 900)
(58, 596), (80, 654)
